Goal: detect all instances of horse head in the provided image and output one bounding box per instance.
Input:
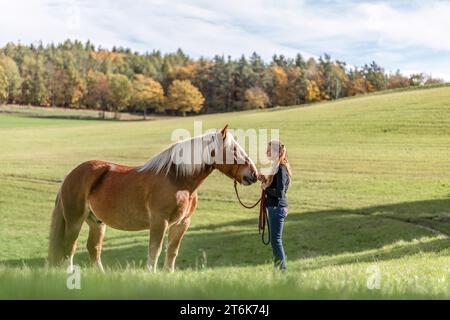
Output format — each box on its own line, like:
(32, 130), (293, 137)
(212, 125), (258, 186)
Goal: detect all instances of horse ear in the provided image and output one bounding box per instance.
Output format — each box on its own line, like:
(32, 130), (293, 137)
(221, 124), (229, 140)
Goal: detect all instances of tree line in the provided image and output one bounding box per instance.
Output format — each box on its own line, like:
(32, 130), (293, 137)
(0, 39), (444, 117)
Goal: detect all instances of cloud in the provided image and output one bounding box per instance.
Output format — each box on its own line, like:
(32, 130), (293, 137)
(0, 0), (449, 79)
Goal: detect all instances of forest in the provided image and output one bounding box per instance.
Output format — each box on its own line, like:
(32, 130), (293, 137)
(0, 39), (444, 117)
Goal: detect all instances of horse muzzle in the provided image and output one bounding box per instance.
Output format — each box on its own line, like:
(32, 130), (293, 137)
(242, 172), (258, 185)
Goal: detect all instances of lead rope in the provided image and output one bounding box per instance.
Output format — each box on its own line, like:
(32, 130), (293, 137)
(234, 180), (270, 245)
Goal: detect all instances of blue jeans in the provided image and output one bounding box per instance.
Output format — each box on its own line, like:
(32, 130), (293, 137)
(267, 206), (287, 270)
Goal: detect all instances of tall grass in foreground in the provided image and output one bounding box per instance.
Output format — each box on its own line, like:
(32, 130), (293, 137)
(1, 249), (448, 299)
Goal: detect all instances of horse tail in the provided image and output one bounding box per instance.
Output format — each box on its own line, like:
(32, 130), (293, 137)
(47, 189), (66, 266)
(47, 161), (111, 267)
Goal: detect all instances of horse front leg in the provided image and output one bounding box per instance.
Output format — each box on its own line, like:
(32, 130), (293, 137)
(164, 217), (191, 272)
(147, 218), (168, 272)
(164, 192), (197, 272)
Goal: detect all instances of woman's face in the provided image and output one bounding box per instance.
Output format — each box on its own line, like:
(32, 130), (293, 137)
(267, 142), (279, 160)
(266, 144), (272, 159)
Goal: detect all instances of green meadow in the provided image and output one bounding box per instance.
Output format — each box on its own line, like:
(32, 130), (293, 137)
(0, 86), (449, 299)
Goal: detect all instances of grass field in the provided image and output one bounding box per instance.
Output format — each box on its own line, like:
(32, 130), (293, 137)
(0, 87), (449, 299)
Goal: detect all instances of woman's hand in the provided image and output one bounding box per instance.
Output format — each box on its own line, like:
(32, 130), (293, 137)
(257, 174), (267, 183)
(258, 174), (270, 190)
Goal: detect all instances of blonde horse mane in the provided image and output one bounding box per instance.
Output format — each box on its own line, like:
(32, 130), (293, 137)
(138, 130), (238, 177)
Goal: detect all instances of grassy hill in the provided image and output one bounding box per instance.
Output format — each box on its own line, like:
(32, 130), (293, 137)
(0, 87), (449, 299)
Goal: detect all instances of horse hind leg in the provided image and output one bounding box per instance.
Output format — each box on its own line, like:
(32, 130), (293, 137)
(86, 213), (106, 272)
(49, 161), (110, 270)
(63, 207), (89, 272)
(60, 189), (90, 271)
(48, 191), (88, 269)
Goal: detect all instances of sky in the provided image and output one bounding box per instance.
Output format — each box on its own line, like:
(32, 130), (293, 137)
(1, 0), (449, 79)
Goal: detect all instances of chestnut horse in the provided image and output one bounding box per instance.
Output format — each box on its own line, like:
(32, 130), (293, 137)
(48, 125), (258, 272)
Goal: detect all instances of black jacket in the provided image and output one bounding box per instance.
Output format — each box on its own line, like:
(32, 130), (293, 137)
(265, 164), (290, 208)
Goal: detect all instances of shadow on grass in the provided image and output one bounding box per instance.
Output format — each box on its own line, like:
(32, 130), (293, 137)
(3, 198), (449, 270)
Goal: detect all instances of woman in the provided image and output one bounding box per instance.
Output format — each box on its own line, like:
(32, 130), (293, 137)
(258, 140), (292, 271)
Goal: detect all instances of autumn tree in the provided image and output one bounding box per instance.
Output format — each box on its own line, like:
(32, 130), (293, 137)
(108, 74), (132, 119)
(47, 67), (69, 107)
(305, 80), (321, 103)
(166, 62), (197, 84)
(47, 65), (85, 108)
(167, 80), (204, 116)
(305, 57), (322, 87)
(0, 65), (8, 103)
(84, 71), (111, 118)
(387, 70), (411, 89)
(244, 87), (270, 109)
(20, 54), (49, 106)
(265, 65), (289, 106)
(0, 56), (22, 103)
(131, 75), (165, 119)
(328, 63), (348, 99)
(347, 69), (375, 96)
(66, 66), (86, 108)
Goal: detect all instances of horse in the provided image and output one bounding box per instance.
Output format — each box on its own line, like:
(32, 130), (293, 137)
(48, 125), (258, 272)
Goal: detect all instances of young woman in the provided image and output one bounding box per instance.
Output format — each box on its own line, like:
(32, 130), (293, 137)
(258, 140), (292, 271)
